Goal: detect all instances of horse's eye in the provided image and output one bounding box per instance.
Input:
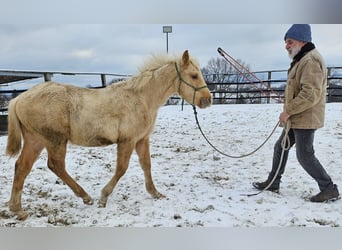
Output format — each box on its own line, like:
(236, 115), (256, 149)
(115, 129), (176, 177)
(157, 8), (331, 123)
(191, 74), (198, 80)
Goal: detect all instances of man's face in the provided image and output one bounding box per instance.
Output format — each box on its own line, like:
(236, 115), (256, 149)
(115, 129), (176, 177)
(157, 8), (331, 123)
(285, 38), (306, 59)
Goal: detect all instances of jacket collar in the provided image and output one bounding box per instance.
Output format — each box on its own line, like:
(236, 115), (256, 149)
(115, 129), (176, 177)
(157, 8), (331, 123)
(289, 42), (316, 71)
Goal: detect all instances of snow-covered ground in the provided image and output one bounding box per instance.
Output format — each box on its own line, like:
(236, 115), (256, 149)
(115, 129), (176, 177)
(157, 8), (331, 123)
(0, 103), (341, 227)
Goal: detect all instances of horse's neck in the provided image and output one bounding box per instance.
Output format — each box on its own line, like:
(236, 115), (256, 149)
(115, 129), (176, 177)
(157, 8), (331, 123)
(136, 64), (177, 109)
(151, 65), (177, 107)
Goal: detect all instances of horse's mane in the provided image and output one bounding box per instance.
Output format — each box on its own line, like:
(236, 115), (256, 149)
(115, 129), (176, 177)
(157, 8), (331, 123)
(138, 52), (200, 73)
(138, 53), (177, 73)
(120, 53), (178, 91)
(118, 52), (199, 91)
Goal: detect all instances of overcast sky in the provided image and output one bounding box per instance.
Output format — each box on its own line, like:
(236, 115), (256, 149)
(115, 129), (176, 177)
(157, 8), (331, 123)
(1, 24), (341, 78)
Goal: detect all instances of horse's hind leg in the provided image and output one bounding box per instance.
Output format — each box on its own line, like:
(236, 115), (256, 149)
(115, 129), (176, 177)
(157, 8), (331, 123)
(9, 134), (44, 220)
(135, 137), (165, 199)
(46, 145), (93, 205)
(99, 141), (135, 208)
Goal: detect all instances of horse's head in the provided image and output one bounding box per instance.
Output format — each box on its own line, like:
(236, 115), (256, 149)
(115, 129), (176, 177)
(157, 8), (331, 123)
(175, 50), (211, 109)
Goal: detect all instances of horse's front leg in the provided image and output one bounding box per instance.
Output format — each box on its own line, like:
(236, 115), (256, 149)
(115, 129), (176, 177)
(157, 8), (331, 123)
(135, 137), (165, 199)
(99, 141), (135, 208)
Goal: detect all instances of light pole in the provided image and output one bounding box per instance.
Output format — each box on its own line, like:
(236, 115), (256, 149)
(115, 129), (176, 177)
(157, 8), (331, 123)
(162, 26), (172, 53)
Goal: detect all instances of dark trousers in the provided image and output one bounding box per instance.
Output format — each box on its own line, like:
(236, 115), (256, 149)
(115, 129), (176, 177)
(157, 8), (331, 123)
(268, 128), (333, 191)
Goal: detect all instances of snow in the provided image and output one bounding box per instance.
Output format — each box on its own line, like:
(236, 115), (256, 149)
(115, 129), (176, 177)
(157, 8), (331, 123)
(0, 103), (341, 227)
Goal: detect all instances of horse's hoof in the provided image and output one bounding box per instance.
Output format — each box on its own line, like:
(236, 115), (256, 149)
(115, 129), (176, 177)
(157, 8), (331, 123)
(16, 211), (28, 221)
(98, 199), (107, 208)
(153, 192), (166, 199)
(83, 197), (94, 205)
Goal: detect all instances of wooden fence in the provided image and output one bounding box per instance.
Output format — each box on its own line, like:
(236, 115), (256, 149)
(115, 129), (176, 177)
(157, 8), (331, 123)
(1, 67), (342, 134)
(168, 67), (342, 104)
(211, 67), (342, 104)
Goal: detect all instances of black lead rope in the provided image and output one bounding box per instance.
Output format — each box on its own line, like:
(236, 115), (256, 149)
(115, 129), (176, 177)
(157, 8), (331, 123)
(192, 105), (280, 159)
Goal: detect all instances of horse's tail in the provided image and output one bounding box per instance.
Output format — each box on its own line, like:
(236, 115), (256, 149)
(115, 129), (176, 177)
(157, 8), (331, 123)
(6, 98), (22, 157)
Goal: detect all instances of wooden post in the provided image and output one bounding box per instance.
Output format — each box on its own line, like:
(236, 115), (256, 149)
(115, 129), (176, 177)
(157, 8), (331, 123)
(267, 71), (272, 104)
(44, 73), (52, 82)
(101, 74), (106, 88)
(327, 67), (331, 103)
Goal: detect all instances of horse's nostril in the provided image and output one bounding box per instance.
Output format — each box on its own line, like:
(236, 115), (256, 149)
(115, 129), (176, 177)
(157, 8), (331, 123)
(200, 98), (211, 108)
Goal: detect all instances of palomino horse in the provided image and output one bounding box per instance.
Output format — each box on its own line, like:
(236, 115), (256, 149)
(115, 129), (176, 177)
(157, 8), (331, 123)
(6, 50), (211, 220)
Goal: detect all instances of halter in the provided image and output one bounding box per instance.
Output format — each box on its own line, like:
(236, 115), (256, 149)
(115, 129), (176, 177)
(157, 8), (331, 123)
(174, 62), (208, 106)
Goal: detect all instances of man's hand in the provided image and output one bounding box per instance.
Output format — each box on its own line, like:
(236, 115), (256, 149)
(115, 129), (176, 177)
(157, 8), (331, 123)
(279, 111), (290, 123)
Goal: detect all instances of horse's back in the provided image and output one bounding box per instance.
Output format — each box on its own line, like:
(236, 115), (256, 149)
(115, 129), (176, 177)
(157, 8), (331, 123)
(15, 82), (76, 117)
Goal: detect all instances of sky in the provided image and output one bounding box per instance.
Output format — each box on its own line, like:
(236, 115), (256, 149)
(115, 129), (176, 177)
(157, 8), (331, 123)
(1, 24), (341, 79)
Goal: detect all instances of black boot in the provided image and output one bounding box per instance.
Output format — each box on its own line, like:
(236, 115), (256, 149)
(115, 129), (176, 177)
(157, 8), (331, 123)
(310, 184), (340, 202)
(252, 180), (280, 193)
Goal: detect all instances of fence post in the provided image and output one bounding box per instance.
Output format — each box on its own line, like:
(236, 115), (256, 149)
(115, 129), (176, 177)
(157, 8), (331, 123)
(44, 73), (52, 82)
(327, 67), (331, 102)
(101, 74), (106, 88)
(267, 71), (272, 104)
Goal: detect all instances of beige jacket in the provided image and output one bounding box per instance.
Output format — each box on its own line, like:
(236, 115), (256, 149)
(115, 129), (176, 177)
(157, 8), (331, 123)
(285, 49), (327, 129)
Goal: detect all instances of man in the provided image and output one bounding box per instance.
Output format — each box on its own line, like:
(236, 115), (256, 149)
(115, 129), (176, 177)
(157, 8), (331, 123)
(253, 24), (340, 202)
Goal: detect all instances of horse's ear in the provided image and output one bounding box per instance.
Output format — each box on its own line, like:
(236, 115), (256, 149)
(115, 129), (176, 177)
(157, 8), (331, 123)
(181, 50), (190, 67)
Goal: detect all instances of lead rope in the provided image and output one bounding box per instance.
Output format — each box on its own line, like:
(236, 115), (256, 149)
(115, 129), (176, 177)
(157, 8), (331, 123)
(192, 105), (280, 158)
(192, 105), (291, 197)
(244, 120), (291, 196)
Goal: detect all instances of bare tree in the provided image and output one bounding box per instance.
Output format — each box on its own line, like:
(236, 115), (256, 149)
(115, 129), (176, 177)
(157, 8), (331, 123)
(0, 93), (11, 111)
(201, 57), (251, 104)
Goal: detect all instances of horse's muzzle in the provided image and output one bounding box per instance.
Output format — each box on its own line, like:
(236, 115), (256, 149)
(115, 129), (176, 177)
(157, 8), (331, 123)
(199, 97), (212, 109)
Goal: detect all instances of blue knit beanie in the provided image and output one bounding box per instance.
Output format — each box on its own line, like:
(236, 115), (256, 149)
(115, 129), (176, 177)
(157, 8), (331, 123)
(284, 24), (312, 42)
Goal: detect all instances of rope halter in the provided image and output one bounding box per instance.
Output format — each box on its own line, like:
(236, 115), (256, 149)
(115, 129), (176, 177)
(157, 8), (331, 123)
(174, 62), (208, 106)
